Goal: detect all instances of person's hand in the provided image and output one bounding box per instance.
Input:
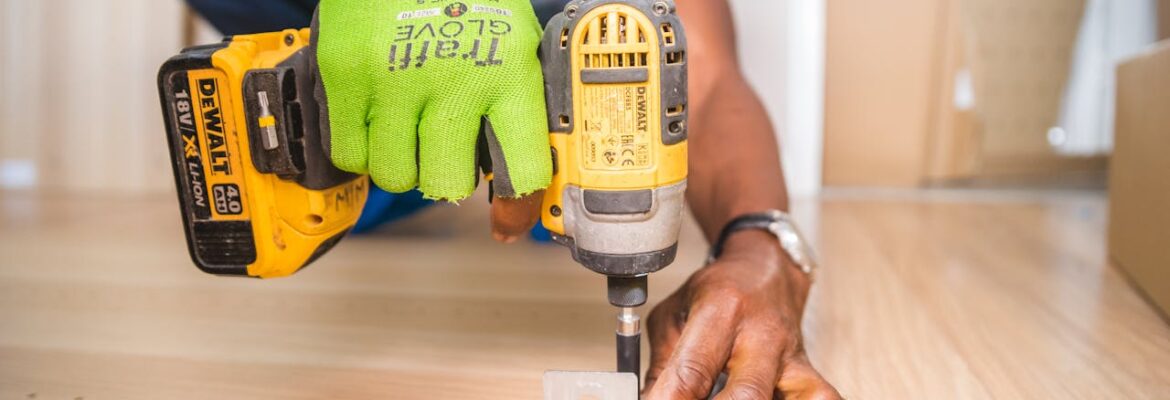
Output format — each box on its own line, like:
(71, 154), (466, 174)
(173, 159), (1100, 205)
(311, 0), (552, 238)
(644, 231), (841, 400)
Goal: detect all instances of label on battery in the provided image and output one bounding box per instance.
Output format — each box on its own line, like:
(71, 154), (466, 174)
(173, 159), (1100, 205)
(169, 71), (212, 220)
(581, 85), (654, 171)
(181, 70), (250, 221)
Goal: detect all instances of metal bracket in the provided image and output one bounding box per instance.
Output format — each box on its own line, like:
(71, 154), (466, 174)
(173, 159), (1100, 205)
(543, 371), (638, 400)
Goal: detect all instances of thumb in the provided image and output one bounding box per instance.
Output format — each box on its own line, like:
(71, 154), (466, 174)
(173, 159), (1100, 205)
(490, 190), (543, 243)
(642, 291), (687, 394)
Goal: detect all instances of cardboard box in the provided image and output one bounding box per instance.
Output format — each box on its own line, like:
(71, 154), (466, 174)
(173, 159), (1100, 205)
(823, 0), (942, 187)
(1109, 40), (1170, 317)
(823, 0), (1091, 187)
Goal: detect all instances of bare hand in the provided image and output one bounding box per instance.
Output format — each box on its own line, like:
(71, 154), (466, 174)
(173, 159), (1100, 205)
(643, 231), (841, 400)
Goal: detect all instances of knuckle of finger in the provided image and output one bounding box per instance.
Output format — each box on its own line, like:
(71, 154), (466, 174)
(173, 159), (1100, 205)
(673, 359), (716, 398)
(690, 266), (724, 287)
(701, 286), (747, 318)
(756, 317), (795, 343)
(726, 384), (772, 400)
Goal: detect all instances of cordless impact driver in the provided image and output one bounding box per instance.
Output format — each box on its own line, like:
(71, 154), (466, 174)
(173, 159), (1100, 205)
(537, 0), (687, 381)
(158, 0), (687, 390)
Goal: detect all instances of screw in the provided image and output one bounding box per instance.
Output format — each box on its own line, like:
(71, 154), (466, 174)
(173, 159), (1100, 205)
(565, 4), (578, 19)
(653, 2), (670, 15)
(551, 205), (563, 217)
(669, 121), (684, 135)
(284, 34), (295, 46)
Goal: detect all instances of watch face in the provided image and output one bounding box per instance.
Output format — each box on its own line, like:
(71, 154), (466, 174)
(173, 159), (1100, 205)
(770, 219), (817, 275)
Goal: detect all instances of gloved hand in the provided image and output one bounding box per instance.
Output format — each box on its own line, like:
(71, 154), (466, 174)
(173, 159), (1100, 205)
(310, 0), (552, 203)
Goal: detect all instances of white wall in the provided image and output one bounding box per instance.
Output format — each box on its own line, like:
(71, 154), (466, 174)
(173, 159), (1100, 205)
(0, 0), (185, 193)
(729, 0), (825, 198)
(0, 0), (46, 189)
(1054, 0), (1158, 155)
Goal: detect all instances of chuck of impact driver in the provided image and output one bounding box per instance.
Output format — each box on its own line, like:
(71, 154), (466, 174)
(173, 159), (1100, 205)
(540, 0), (689, 309)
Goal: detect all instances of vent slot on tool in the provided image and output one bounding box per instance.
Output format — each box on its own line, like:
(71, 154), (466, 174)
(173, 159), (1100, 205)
(579, 10), (651, 84)
(661, 23), (675, 46)
(661, 22), (685, 65)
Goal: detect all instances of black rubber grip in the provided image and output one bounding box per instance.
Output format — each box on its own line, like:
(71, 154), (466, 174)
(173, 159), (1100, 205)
(583, 189), (653, 215)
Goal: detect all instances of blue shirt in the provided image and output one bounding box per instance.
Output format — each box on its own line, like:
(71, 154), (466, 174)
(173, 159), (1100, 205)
(188, 0), (571, 35)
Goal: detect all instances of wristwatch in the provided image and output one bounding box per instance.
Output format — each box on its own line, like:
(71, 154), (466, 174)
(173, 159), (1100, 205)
(707, 209), (818, 278)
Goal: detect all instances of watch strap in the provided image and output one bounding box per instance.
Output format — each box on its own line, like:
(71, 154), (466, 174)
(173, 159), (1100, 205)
(708, 210), (786, 263)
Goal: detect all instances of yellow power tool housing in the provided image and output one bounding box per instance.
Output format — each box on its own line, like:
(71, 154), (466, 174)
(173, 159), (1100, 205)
(158, 30), (367, 278)
(540, 0), (688, 307)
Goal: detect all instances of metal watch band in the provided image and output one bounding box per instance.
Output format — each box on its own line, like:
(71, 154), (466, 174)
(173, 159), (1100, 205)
(707, 210), (818, 277)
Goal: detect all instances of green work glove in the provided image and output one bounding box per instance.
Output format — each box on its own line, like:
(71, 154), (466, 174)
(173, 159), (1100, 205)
(310, 0), (551, 201)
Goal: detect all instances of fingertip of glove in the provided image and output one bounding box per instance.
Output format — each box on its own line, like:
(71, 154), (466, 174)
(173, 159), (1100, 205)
(504, 168), (553, 199)
(330, 156), (368, 176)
(506, 185), (546, 199)
(370, 173), (418, 195)
(419, 189), (474, 204)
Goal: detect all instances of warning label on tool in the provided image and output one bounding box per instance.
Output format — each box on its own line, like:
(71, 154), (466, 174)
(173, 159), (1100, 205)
(581, 85), (654, 171)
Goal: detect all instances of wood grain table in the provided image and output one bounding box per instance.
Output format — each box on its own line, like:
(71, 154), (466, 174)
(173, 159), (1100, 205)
(1, 188), (1167, 399)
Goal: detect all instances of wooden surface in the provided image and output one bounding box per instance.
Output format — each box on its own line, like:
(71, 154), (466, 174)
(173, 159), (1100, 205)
(2, 189), (1169, 399)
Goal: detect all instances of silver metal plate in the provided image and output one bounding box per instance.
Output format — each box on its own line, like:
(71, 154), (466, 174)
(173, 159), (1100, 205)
(543, 371), (638, 400)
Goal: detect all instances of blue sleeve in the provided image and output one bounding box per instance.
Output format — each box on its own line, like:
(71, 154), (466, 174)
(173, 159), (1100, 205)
(532, 0), (568, 25)
(190, 0), (568, 36)
(185, 0), (318, 36)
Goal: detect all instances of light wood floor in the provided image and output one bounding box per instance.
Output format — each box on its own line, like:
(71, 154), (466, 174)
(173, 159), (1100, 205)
(1, 188), (1168, 399)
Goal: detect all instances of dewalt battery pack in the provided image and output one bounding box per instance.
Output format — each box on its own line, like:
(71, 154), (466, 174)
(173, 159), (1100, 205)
(157, 29), (367, 278)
